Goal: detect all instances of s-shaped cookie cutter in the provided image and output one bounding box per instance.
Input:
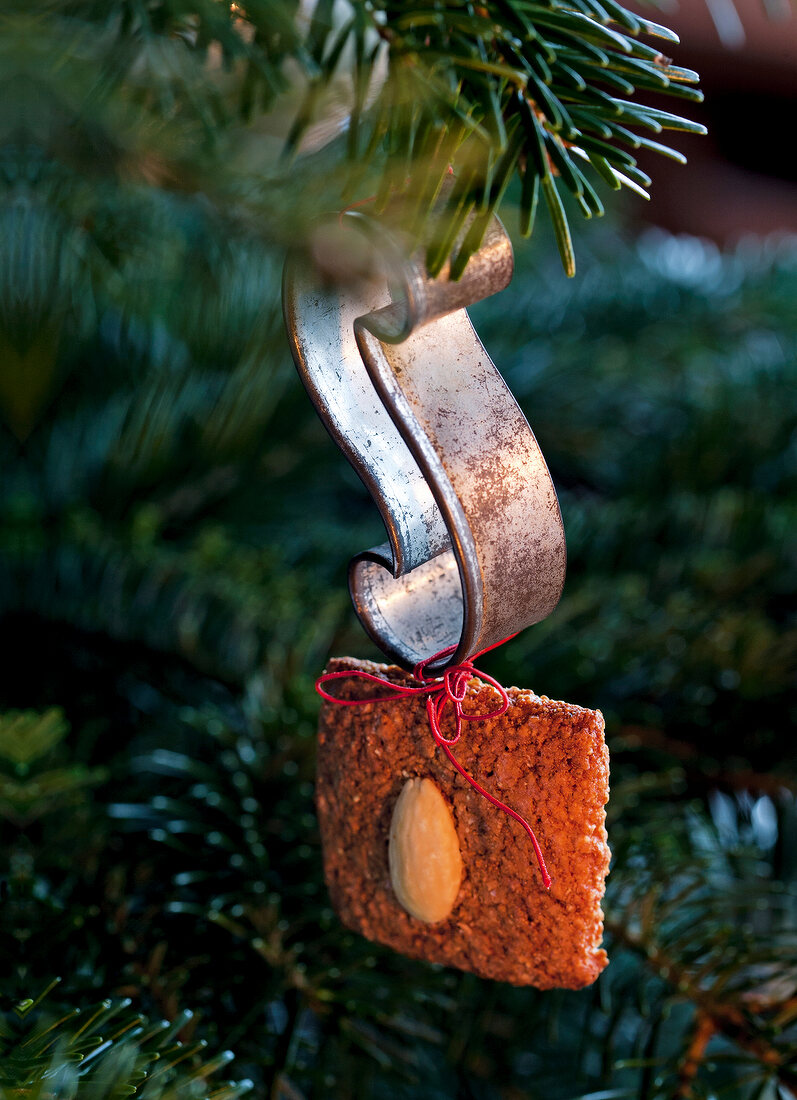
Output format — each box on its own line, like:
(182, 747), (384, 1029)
(283, 212), (566, 674)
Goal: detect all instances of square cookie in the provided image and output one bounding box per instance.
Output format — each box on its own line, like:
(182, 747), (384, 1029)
(316, 657), (610, 988)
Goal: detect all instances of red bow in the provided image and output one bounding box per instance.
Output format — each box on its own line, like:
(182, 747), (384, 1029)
(316, 639), (551, 889)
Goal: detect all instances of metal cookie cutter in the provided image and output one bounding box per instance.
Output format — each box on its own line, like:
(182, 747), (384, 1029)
(283, 212), (566, 673)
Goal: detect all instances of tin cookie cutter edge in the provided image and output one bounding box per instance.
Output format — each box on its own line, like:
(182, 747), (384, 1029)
(283, 212), (566, 673)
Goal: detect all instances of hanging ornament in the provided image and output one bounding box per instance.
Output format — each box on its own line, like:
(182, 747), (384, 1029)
(283, 213), (609, 987)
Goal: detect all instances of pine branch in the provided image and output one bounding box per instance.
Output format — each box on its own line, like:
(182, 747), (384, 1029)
(10, 2), (705, 277)
(270, 0), (707, 274)
(0, 983), (253, 1098)
(676, 1013), (717, 1099)
(606, 913), (797, 1093)
(599, 780), (797, 1099)
(0, 709), (106, 829)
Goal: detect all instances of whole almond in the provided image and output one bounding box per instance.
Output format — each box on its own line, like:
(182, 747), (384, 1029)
(388, 777), (463, 923)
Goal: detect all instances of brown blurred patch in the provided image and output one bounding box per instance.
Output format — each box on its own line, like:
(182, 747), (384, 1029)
(625, 0), (797, 239)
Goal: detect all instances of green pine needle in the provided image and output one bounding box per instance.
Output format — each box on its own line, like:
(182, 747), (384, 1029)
(16, 0), (703, 277)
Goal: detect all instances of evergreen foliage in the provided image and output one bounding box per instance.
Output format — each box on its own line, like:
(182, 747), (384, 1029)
(2, 217), (795, 1094)
(0, 981), (252, 1098)
(1, 1), (795, 1098)
(2, 0), (704, 305)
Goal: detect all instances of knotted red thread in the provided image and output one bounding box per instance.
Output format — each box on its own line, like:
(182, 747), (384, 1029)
(316, 637), (551, 890)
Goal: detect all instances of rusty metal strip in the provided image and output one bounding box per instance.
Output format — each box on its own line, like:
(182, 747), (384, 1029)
(283, 212), (566, 672)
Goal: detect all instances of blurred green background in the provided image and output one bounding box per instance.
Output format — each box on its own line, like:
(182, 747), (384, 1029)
(1, 3), (796, 1098)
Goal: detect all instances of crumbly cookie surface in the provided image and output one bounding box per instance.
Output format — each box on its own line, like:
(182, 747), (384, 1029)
(316, 657), (610, 988)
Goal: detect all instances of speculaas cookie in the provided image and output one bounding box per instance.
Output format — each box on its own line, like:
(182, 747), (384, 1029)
(316, 657), (610, 988)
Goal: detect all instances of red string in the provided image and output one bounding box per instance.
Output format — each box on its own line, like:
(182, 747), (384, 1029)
(316, 637), (551, 890)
